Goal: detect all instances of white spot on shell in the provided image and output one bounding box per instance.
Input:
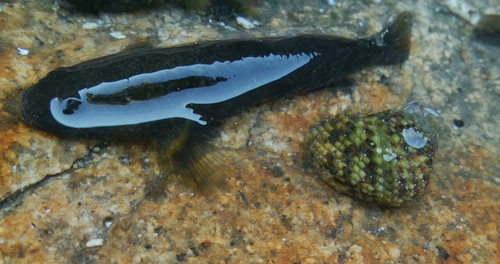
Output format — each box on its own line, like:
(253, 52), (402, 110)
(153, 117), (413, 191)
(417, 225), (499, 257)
(402, 127), (428, 149)
(382, 148), (397, 161)
(383, 154), (393, 161)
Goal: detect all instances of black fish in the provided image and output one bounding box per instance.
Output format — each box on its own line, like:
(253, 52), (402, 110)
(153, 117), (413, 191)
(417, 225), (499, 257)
(21, 12), (413, 197)
(57, 0), (252, 15)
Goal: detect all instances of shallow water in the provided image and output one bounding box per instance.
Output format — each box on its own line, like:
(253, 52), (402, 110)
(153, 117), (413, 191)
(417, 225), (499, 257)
(0, 0), (499, 262)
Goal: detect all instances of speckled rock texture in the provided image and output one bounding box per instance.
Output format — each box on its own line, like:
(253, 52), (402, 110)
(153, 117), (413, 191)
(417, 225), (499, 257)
(1, 0), (499, 263)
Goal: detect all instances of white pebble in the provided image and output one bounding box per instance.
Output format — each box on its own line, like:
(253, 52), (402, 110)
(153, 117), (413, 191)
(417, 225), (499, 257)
(236, 16), (255, 29)
(104, 220), (113, 228)
(110, 31), (127, 39)
(82, 22), (99, 30)
(17, 47), (29, 56)
(86, 238), (104, 248)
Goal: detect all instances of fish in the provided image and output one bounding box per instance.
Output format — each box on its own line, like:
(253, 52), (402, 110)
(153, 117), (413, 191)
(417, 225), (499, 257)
(306, 102), (439, 207)
(56, 0), (163, 13)
(21, 12), (413, 197)
(57, 0), (253, 15)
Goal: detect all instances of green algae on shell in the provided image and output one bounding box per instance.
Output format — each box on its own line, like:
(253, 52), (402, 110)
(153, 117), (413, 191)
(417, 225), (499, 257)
(306, 102), (439, 207)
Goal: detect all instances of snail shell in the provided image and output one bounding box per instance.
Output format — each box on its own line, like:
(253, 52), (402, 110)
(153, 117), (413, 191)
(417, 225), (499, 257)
(306, 102), (439, 207)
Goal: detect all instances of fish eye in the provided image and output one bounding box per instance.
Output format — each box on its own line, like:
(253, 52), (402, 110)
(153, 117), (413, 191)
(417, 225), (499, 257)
(62, 98), (82, 115)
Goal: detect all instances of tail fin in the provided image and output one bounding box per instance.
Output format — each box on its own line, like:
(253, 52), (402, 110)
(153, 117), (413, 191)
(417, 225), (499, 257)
(369, 12), (413, 65)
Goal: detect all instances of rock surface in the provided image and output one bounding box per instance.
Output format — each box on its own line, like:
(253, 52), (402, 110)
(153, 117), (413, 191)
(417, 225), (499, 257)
(0, 0), (499, 262)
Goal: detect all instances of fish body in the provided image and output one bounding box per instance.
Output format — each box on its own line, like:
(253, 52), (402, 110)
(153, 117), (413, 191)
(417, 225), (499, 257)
(306, 102), (439, 207)
(21, 12), (413, 141)
(57, 0), (165, 13)
(58, 0), (251, 15)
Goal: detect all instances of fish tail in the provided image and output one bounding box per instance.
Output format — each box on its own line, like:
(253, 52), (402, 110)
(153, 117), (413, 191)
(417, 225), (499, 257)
(368, 11), (413, 66)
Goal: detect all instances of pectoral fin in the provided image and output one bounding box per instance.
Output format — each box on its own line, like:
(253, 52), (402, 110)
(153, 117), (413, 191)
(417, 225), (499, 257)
(150, 121), (229, 201)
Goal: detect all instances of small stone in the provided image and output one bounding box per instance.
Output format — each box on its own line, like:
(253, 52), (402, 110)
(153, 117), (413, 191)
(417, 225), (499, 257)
(236, 16), (255, 29)
(85, 238), (104, 248)
(268, 18), (286, 29)
(110, 31), (127, 39)
(245, 244), (256, 254)
(103, 217), (113, 228)
(453, 119), (464, 128)
(272, 164), (284, 177)
(17, 47), (29, 56)
(121, 156), (131, 165)
(82, 22), (99, 30)
(436, 246), (450, 260)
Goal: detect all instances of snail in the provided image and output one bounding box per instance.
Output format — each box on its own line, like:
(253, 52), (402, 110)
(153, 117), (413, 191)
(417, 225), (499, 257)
(306, 102), (439, 207)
